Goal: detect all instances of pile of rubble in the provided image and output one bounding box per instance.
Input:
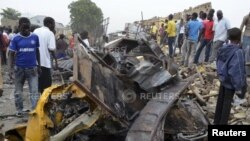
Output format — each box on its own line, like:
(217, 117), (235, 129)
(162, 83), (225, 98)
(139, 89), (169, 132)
(179, 64), (250, 125)
(1, 28), (250, 140)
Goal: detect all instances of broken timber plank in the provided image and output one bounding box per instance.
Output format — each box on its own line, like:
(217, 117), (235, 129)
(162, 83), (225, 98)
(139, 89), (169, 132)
(190, 86), (206, 105)
(203, 93), (218, 99)
(195, 66), (205, 85)
(126, 74), (197, 141)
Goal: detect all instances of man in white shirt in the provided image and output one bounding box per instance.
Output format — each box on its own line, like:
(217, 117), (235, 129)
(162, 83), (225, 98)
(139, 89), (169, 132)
(81, 31), (90, 47)
(175, 19), (185, 54)
(34, 17), (57, 94)
(209, 10), (231, 62)
(197, 11), (204, 22)
(240, 12), (250, 75)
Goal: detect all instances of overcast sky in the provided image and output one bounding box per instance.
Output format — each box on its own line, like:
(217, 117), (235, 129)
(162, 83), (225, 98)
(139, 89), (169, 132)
(0, 0), (249, 33)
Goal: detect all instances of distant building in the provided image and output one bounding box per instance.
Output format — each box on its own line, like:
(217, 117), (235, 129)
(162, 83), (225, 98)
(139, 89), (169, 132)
(136, 2), (212, 31)
(29, 15), (45, 27)
(1, 15), (68, 35)
(0, 18), (18, 30)
(30, 15), (65, 35)
(184, 2), (212, 15)
(108, 30), (126, 41)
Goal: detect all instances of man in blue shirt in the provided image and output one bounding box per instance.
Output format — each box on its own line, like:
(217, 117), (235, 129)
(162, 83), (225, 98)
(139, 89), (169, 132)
(8, 17), (40, 116)
(184, 12), (203, 67)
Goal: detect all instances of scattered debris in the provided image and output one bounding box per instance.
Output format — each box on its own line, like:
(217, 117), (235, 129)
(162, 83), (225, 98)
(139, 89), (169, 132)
(1, 27), (250, 141)
(179, 64), (250, 125)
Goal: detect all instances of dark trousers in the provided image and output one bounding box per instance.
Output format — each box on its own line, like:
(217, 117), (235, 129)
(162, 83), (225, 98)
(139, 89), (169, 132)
(214, 85), (235, 125)
(39, 66), (52, 94)
(168, 37), (175, 57)
(1, 50), (6, 65)
(178, 34), (184, 49)
(194, 39), (212, 64)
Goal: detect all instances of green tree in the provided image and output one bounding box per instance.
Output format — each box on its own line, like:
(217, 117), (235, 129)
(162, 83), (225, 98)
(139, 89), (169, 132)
(68, 0), (103, 34)
(0, 7), (21, 20)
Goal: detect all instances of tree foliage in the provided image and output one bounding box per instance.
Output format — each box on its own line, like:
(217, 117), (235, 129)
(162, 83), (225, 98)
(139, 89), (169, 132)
(0, 7), (21, 20)
(68, 0), (103, 34)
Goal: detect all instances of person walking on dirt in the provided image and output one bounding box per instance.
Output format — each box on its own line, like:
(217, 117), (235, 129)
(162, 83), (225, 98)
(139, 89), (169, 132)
(209, 10), (231, 63)
(194, 13), (214, 64)
(167, 14), (177, 57)
(34, 17), (57, 94)
(8, 17), (40, 116)
(184, 12), (203, 67)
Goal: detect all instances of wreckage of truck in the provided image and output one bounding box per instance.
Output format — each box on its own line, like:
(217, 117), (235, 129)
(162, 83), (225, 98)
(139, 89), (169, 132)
(1, 30), (209, 141)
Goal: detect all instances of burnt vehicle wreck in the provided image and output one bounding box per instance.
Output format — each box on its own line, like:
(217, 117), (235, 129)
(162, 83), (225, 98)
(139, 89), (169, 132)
(4, 31), (209, 141)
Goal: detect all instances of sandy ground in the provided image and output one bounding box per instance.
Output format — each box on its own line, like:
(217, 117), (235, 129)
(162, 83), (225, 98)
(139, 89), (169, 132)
(0, 65), (63, 135)
(0, 65), (38, 134)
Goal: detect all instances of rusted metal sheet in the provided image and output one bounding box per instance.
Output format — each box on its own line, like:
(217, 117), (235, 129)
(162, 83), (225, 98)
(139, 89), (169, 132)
(73, 33), (201, 140)
(36, 32), (205, 140)
(79, 59), (92, 89)
(126, 75), (196, 141)
(74, 80), (130, 127)
(127, 61), (172, 91)
(164, 100), (208, 134)
(66, 33), (179, 140)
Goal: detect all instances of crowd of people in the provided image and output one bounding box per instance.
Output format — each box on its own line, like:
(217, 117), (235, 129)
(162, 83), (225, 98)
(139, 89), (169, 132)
(149, 9), (248, 66)
(0, 17), (80, 116)
(149, 9), (250, 125)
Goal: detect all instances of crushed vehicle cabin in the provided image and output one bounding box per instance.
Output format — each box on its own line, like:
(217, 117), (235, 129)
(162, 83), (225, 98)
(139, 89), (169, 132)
(2, 25), (209, 141)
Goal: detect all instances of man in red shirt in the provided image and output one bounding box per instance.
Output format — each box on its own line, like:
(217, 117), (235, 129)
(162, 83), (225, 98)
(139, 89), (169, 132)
(194, 13), (214, 64)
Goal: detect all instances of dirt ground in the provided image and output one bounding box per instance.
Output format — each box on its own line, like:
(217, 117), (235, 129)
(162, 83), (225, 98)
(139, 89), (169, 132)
(0, 65), (63, 134)
(0, 65), (28, 134)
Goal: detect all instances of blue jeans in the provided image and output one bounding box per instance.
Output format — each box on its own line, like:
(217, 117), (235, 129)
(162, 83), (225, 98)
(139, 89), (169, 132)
(194, 39), (212, 64)
(168, 37), (175, 57)
(184, 40), (198, 67)
(14, 66), (39, 112)
(242, 36), (250, 75)
(181, 39), (187, 64)
(209, 40), (224, 62)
